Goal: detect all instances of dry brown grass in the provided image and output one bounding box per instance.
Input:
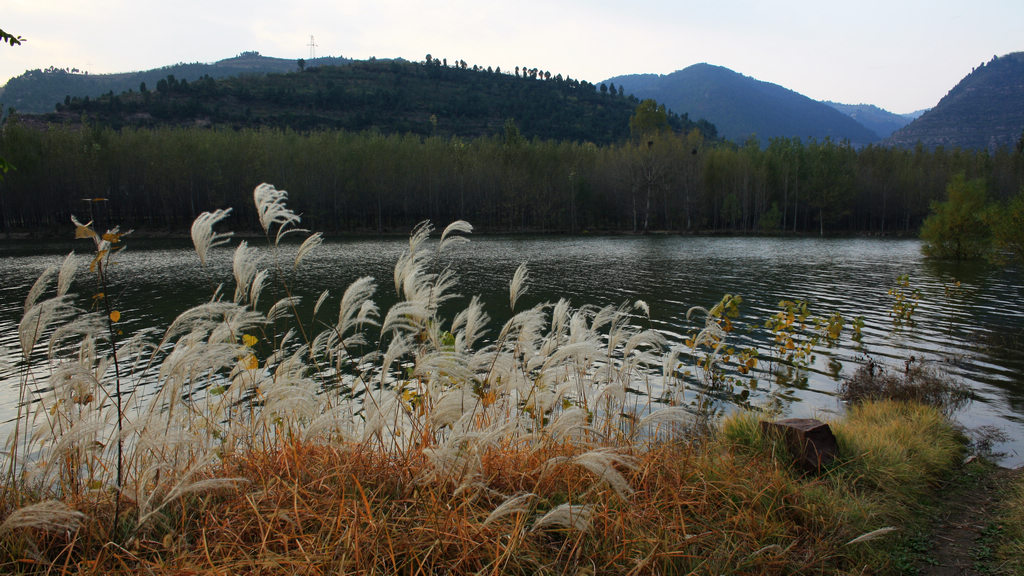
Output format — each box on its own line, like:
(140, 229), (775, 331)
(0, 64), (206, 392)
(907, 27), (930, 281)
(2, 421), (951, 576)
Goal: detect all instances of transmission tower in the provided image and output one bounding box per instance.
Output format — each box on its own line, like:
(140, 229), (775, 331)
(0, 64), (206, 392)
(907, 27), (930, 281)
(307, 35), (318, 59)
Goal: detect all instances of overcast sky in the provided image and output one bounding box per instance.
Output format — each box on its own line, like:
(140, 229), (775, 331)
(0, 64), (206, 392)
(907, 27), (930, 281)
(3, 0), (1022, 114)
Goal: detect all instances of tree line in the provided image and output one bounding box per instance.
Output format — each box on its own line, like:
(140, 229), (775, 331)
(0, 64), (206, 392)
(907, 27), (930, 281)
(2, 118), (1022, 237)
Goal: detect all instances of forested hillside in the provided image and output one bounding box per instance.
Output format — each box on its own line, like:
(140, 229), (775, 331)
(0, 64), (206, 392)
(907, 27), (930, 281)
(0, 52), (351, 115)
(16, 59), (713, 145)
(888, 52), (1024, 150)
(605, 64), (880, 146)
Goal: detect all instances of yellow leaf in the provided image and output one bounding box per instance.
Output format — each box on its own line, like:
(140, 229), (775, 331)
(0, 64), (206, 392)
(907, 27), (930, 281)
(102, 232), (122, 243)
(109, 310), (121, 323)
(75, 225), (98, 241)
(481, 391), (497, 407)
(89, 249), (108, 272)
(243, 354), (258, 370)
(242, 334), (258, 347)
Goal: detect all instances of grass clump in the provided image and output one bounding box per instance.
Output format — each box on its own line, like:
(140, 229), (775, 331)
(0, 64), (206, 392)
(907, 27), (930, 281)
(998, 472), (1024, 574)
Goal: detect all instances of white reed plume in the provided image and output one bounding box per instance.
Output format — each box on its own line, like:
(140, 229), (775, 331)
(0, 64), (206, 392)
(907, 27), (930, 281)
(232, 241), (260, 304)
(451, 296), (489, 351)
(0, 501), (86, 534)
(19, 296), (75, 360)
(439, 220), (472, 252)
(540, 341), (601, 374)
(138, 456), (248, 528)
(483, 492), (537, 525)
(165, 301), (251, 341)
(549, 298), (572, 338)
(570, 447), (638, 500)
(24, 265), (56, 312)
(338, 277), (379, 335)
(637, 406), (693, 435)
(40, 417), (112, 483)
(416, 350), (474, 391)
(267, 296), (302, 323)
(190, 208), (233, 266)
(314, 289), (330, 316)
(623, 329), (667, 359)
(209, 308), (268, 345)
(57, 252), (77, 297)
(545, 407), (594, 442)
(249, 269), (270, 309)
(428, 266), (461, 312)
(382, 301), (432, 336)
(303, 409), (360, 442)
(634, 299), (650, 318)
(498, 307), (548, 364)
(294, 231), (323, 269)
(509, 263), (529, 311)
(532, 503), (593, 532)
(428, 386), (480, 429)
(394, 221), (433, 297)
(846, 526), (898, 545)
(253, 183), (301, 242)
(46, 312), (105, 359)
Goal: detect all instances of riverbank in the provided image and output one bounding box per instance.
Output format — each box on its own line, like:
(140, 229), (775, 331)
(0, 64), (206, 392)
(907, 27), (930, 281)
(3, 400), (1017, 575)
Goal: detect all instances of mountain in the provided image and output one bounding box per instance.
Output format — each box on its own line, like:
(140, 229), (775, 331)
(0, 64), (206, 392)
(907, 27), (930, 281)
(0, 51), (351, 115)
(605, 64), (880, 146)
(887, 52), (1024, 150)
(14, 59), (712, 145)
(822, 101), (917, 139)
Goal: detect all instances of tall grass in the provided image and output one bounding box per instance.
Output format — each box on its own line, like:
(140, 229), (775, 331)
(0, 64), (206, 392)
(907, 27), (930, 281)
(0, 184), (968, 574)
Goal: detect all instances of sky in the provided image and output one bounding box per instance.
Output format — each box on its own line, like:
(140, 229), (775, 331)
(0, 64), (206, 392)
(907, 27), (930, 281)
(2, 0), (1022, 114)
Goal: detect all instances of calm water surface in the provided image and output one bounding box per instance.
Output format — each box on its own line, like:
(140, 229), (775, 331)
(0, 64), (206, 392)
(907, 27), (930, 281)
(3, 235), (1023, 463)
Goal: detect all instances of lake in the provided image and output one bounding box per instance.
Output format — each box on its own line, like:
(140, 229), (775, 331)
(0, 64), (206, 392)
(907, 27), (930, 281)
(3, 234), (1023, 464)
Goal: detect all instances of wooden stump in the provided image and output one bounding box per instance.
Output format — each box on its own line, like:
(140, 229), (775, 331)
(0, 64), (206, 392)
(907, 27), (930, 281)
(760, 418), (838, 472)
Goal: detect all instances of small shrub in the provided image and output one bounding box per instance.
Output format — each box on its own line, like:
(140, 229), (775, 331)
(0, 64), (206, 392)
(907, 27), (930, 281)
(839, 358), (971, 415)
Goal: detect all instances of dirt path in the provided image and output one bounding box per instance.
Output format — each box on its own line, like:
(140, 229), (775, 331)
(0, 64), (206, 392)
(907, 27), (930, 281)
(918, 463), (1021, 575)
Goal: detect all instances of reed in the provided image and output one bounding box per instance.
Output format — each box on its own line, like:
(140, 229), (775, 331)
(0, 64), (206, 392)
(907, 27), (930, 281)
(0, 183), (971, 574)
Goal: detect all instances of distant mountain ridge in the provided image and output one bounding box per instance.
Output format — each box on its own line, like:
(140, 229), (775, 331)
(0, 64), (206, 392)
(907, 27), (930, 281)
(887, 52), (1024, 150)
(605, 64), (881, 146)
(1, 52), (352, 114)
(822, 102), (918, 139)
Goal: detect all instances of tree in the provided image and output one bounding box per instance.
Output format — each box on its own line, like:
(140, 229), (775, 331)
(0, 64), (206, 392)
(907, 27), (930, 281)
(990, 188), (1024, 264)
(297, 58), (306, 71)
(920, 173), (993, 260)
(0, 27), (23, 46)
(0, 27), (24, 181)
(629, 99), (669, 141)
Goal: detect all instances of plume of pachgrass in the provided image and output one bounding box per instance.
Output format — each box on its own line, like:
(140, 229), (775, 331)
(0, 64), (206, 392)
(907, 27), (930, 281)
(293, 231), (322, 269)
(190, 208), (233, 266)
(509, 262), (529, 311)
(232, 240), (260, 304)
(439, 220), (472, 252)
(532, 502), (594, 532)
(0, 500), (85, 534)
(253, 183), (301, 244)
(483, 492), (536, 525)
